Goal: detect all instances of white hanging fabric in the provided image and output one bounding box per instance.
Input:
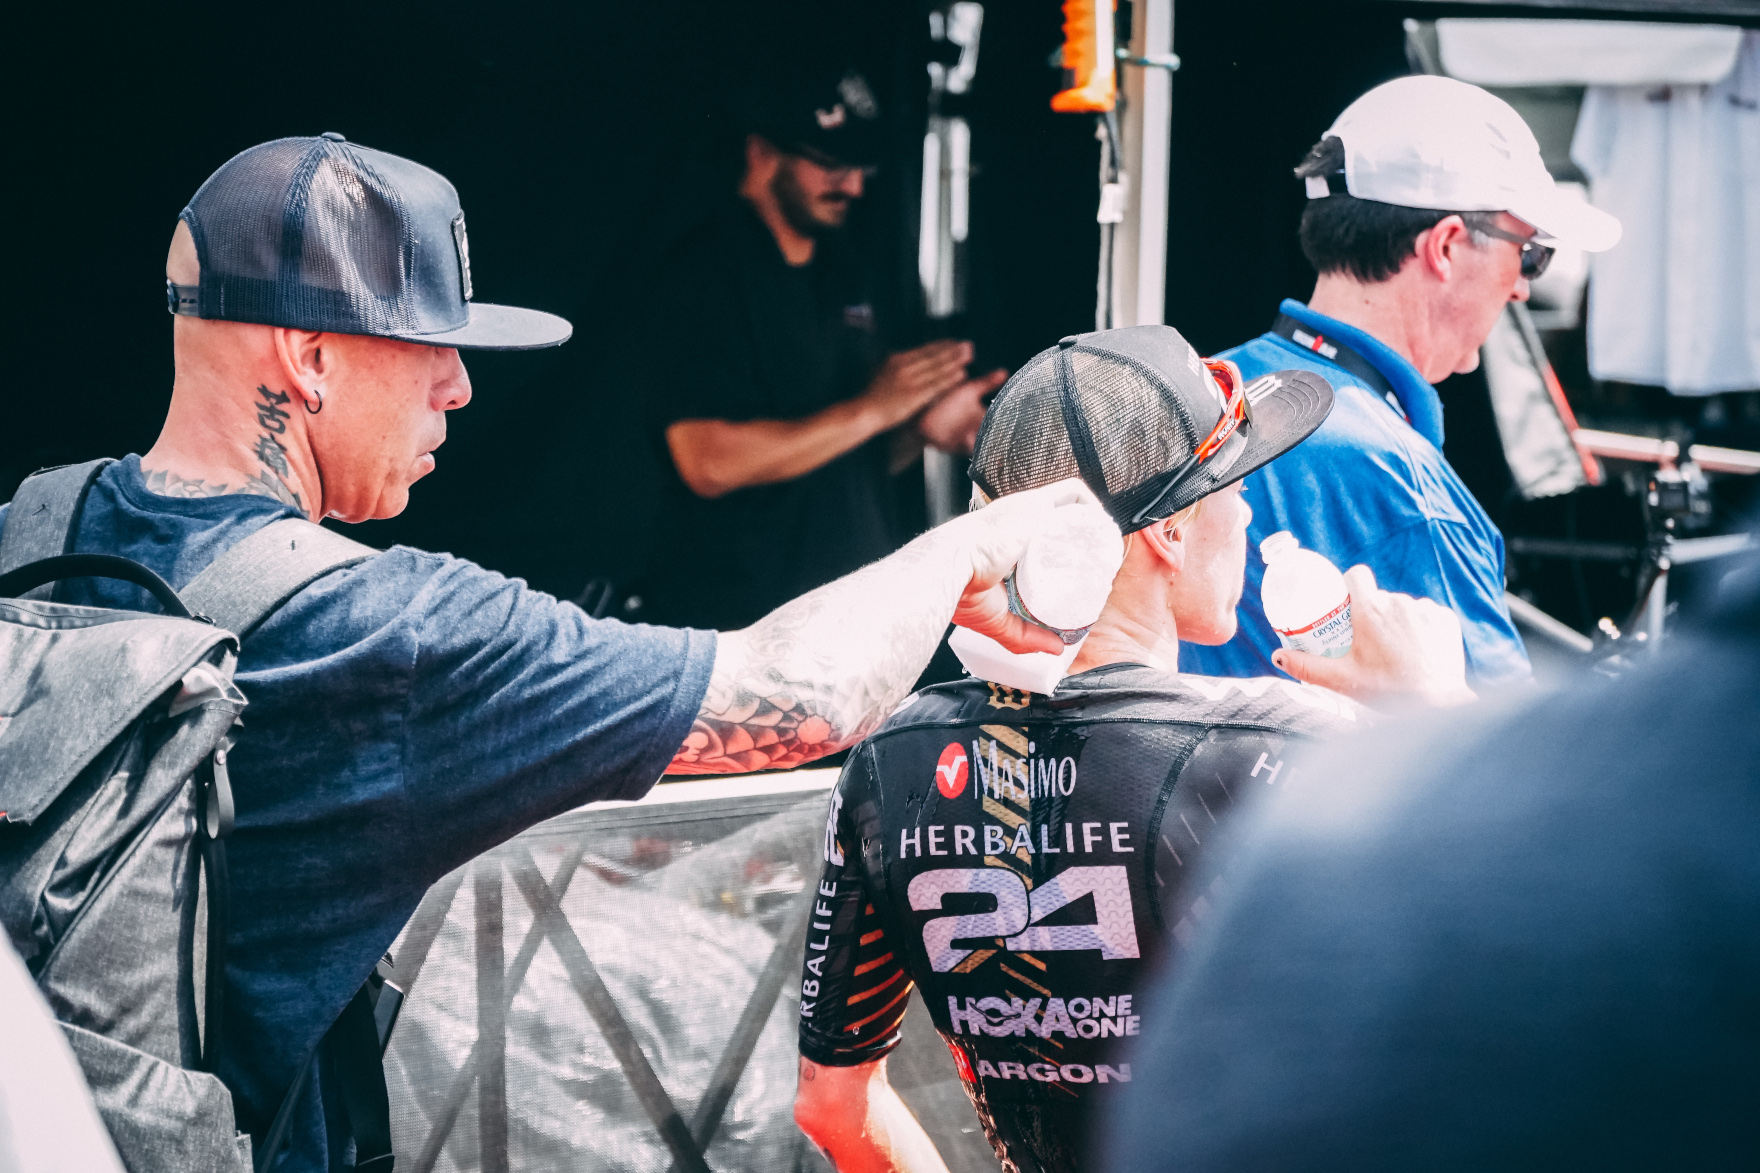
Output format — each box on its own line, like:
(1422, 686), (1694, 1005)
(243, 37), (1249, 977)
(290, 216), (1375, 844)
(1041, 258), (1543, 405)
(1572, 31), (1760, 396)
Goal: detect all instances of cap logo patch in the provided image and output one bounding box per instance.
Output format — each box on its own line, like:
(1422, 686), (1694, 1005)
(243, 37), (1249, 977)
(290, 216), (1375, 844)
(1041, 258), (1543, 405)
(452, 213), (473, 301)
(815, 103), (848, 130)
(839, 71), (880, 119)
(1244, 374), (1280, 405)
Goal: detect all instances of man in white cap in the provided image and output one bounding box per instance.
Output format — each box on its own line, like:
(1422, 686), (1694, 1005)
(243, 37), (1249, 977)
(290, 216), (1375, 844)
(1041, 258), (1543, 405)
(1180, 76), (1621, 691)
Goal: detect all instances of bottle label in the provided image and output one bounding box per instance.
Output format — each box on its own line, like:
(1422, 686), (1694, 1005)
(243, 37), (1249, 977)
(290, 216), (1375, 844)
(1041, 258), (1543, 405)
(1273, 597), (1352, 659)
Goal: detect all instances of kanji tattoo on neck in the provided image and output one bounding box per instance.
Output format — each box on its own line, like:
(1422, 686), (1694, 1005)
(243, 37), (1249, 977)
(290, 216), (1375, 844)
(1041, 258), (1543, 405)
(246, 385), (305, 511)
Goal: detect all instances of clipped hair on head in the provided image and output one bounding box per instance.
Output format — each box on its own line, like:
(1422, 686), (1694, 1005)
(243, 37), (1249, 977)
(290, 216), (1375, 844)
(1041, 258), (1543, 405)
(1295, 136), (1497, 283)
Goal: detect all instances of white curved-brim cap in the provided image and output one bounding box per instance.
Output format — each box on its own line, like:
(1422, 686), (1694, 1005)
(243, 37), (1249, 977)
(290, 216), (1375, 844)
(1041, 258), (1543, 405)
(1506, 181), (1623, 253)
(1328, 75), (1623, 253)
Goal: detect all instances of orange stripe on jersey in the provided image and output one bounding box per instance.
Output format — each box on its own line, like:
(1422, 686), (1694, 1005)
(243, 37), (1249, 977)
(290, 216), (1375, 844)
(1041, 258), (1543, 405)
(865, 904), (875, 915)
(1000, 962), (1052, 999)
(854, 1004), (910, 1046)
(848, 968), (906, 1005)
(859, 929), (884, 946)
(853, 952), (894, 977)
(844, 982), (914, 1033)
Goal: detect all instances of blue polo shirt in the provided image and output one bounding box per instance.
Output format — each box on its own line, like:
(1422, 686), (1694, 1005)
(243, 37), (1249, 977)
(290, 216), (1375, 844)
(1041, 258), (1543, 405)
(1180, 300), (1530, 687)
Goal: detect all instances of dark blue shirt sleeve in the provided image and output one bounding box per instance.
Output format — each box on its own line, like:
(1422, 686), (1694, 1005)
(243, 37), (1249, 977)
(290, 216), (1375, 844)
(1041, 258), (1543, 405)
(398, 555), (716, 876)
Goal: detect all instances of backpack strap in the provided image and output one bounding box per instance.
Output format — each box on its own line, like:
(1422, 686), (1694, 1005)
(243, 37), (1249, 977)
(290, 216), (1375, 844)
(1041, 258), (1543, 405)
(180, 517), (375, 638)
(179, 516), (394, 1171)
(0, 459), (115, 600)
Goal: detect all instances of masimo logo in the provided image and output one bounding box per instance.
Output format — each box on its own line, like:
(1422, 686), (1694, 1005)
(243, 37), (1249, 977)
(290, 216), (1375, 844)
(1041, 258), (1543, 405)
(935, 743), (969, 799)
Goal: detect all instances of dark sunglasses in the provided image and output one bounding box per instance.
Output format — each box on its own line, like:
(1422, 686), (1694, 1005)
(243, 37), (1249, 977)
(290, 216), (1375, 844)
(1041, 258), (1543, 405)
(1476, 222), (1556, 280)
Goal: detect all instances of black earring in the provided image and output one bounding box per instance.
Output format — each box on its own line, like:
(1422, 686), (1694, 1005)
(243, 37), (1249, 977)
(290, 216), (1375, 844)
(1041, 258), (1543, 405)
(306, 388), (324, 415)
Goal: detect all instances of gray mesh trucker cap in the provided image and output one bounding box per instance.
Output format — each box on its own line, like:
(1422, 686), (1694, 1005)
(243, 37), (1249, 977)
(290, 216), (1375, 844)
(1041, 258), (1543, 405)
(970, 325), (1333, 533)
(169, 133), (572, 350)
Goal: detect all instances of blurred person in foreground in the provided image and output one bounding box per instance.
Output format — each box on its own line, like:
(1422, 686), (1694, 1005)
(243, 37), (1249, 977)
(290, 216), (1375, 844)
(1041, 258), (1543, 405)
(1181, 76), (1623, 689)
(642, 67), (1006, 631)
(1108, 564), (1760, 1171)
(0, 134), (1105, 1172)
(792, 326), (1476, 1173)
(0, 940), (125, 1173)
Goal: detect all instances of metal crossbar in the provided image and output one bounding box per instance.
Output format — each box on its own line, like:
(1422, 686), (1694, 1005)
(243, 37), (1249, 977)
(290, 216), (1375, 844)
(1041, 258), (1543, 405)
(396, 835), (818, 1173)
(674, 887), (819, 1169)
(505, 848), (714, 1173)
(403, 843), (590, 1173)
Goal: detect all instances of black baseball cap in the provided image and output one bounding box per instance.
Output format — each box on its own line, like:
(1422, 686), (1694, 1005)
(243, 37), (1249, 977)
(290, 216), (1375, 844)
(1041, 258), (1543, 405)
(745, 68), (885, 168)
(168, 133), (572, 351)
(970, 326), (1333, 533)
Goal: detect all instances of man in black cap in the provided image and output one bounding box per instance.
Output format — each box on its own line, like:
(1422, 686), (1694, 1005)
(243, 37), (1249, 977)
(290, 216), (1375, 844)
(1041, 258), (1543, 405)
(792, 327), (1474, 1173)
(0, 134), (1107, 1173)
(642, 69), (1007, 631)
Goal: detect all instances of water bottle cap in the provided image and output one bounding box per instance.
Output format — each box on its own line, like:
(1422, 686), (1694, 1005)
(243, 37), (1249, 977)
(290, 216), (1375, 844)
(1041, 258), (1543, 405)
(1259, 531), (1299, 560)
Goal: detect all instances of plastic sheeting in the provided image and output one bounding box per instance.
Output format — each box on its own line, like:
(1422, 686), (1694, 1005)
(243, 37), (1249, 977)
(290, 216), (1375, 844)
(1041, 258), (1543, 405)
(1481, 304), (1594, 501)
(382, 777), (1002, 1173)
(1436, 19), (1744, 88)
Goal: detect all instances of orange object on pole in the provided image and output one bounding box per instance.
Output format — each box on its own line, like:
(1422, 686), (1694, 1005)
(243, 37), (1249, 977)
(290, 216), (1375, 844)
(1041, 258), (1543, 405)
(1051, 0), (1116, 112)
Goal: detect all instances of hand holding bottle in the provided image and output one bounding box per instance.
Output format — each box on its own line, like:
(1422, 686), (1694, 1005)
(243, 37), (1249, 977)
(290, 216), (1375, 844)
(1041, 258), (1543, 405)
(1272, 565), (1476, 710)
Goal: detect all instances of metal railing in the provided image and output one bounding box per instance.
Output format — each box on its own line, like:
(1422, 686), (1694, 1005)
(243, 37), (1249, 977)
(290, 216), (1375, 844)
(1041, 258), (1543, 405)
(383, 774), (839, 1172)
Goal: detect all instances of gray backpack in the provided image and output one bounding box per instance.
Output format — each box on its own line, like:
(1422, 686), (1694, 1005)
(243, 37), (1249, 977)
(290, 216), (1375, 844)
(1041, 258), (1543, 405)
(0, 460), (391, 1173)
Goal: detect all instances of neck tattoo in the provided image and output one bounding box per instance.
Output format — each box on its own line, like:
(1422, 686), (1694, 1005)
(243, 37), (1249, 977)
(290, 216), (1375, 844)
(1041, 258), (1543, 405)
(245, 385), (305, 511)
(141, 384), (306, 512)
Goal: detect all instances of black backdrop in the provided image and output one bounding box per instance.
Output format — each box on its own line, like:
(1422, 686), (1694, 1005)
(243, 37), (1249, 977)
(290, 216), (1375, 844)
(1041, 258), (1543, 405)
(4, 0), (1677, 613)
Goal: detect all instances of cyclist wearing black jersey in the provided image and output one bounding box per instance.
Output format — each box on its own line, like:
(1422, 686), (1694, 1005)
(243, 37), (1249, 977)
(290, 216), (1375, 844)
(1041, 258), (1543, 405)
(793, 326), (1476, 1173)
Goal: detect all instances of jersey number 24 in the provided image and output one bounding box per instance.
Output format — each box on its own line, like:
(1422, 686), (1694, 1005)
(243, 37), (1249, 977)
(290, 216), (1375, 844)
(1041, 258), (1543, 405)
(907, 866), (1140, 972)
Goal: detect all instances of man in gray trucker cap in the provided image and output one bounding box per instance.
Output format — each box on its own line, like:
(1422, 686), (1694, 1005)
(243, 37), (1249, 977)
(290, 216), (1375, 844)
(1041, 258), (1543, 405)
(0, 133), (1108, 1173)
(794, 326), (1476, 1173)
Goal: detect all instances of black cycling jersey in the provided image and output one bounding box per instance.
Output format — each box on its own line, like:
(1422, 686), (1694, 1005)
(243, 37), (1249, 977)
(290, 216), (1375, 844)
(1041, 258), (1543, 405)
(798, 663), (1362, 1173)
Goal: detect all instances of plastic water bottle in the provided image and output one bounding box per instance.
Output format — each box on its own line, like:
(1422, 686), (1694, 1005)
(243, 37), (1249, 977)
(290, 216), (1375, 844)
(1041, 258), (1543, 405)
(950, 502), (1122, 695)
(1009, 503), (1124, 641)
(1260, 531), (1352, 659)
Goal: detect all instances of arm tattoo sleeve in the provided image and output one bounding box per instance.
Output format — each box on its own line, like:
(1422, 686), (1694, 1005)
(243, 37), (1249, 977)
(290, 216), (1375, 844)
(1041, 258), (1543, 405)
(668, 528), (972, 774)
